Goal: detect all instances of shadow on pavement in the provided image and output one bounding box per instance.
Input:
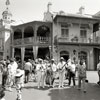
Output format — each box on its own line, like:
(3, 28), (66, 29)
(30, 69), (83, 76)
(23, 85), (51, 91)
(48, 83), (100, 100)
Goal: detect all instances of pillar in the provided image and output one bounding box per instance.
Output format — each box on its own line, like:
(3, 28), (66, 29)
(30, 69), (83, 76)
(21, 47), (25, 66)
(12, 47), (15, 59)
(33, 46), (38, 60)
(49, 46), (52, 59)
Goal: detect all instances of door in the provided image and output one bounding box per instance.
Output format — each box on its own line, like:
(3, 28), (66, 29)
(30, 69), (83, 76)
(94, 48), (100, 70)
(60, 51), (69, 62)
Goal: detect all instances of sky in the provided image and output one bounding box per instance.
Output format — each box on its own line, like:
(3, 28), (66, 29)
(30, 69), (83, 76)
(0, 0), (100, 23)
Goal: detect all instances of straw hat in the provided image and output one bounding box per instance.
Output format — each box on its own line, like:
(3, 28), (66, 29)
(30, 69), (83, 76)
(51, 59), (55, 61)
(60, 57), (64, 60)
(38, 58), (43, 62)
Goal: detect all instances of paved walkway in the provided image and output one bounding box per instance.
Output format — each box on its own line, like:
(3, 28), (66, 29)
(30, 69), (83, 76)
(0, 71), (100, 100)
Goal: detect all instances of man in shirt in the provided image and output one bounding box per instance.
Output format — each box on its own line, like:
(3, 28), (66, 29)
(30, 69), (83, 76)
(7, 58), (17, 91)
(51, 59), (57, 87)
(57, 57), (67, 88)
(24, 59), (32, 83)
(68, 60), (76, 86)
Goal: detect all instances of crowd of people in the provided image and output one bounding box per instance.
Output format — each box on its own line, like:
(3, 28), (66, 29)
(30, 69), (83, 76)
(0, 57), (88, 100)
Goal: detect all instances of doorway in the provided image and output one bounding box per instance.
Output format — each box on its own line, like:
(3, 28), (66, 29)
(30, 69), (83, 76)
(24, 47), (34, 61)
(94, 48), (100, 70)
(60, 51), (69, 62)
(38, 47), (50, 60)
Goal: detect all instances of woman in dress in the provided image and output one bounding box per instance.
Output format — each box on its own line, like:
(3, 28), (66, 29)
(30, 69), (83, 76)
(45, 60), (53, 87)
(77, 60), (87, 93)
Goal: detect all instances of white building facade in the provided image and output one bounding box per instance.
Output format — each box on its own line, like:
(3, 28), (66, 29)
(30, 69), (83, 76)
(52, 7), (100, 70)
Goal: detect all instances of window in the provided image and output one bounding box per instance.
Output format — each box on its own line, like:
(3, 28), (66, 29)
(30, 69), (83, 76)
(61, 25), (69, 37)
(80, 29), (87, 38)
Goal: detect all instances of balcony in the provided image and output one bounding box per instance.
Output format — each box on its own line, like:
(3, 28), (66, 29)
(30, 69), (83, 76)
(57, 37), (69, 43)
(37, 37), (50, 44)
(94, 37), (100, 43)
(56, 36), (100, 44)
(13, 37), (34, 45)
(24, 37), (34, 44)
(79, 38), (88, 43)
(13, 39), (22, 45)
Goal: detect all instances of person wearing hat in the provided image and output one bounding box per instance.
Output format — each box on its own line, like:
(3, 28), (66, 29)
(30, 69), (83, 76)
(15, 68), (24, 100)
(7, 59), (15, 92)
(50, 59), (57, 87)
(36, 58), (46, 88)
(57, 57), (67, 88)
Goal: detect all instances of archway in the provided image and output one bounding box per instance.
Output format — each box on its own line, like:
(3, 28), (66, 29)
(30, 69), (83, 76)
(37, 25), (50, 37)
(38, 47), (50, 60)
(14, 29), (22, 39)
(78, 51), (88, 69)
(14, 48), (21, 61)
(60, 51), (69, 61)
(24, 26), (34, 38)
(24, 47), (34, 61)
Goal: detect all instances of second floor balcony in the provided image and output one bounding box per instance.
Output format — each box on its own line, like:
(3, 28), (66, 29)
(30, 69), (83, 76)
(13, 36), (51, 45)
(37, 37), (51, 44)
(55, 36), (100, 44)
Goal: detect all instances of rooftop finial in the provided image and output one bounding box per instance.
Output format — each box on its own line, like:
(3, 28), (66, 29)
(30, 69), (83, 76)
(5, 0), (10, 8)
(47, 2), (52, 12)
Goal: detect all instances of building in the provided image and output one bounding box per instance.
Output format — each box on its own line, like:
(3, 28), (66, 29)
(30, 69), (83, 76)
(11, 21), (52, 62)
(11, 2), (53, 63)
(0, 0), (12, 60)
(52, 7), (100, 70)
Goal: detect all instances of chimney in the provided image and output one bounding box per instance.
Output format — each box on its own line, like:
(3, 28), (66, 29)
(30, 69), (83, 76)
(47, 2), (52, 12)
(79, 6), (85, 15)
(43, 2), (53, 22)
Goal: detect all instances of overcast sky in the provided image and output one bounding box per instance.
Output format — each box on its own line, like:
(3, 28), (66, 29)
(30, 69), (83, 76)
(0, 0), (100, 23)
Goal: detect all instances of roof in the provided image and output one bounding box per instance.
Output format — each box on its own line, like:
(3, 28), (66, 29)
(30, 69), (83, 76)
(53, 13), (100, 22)
(11, 20), (52, 28)
(93, 11), (100, 18)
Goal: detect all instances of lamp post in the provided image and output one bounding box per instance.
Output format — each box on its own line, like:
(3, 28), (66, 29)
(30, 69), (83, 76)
(49, 45), (52, 59)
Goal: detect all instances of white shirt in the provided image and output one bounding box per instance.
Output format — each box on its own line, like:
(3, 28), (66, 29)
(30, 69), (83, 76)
(97, 62), (100, 71)
(51, 63), (57, 72)
(57, 61), (66, 70)
(8, 63), (14, 75)
(36, 63), (46, 71)
(8, 61), (18, 72)
(13, 61), (18, 71)
(70, 64), (76, 72)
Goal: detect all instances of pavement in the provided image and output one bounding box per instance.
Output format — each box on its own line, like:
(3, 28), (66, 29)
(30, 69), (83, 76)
(0, 71), (100, 100)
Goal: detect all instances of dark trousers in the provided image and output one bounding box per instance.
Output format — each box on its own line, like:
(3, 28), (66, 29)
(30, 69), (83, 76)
(68, 71), (76, 86)
(25, 70), (30, 83)
(2, 74), (7, 87)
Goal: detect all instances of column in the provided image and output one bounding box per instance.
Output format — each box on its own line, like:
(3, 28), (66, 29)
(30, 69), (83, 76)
(49, 45), (52, 59)
(21, 47), (25, 66)
(33, 46), (38, 60)
(12, 47), (15, 59)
